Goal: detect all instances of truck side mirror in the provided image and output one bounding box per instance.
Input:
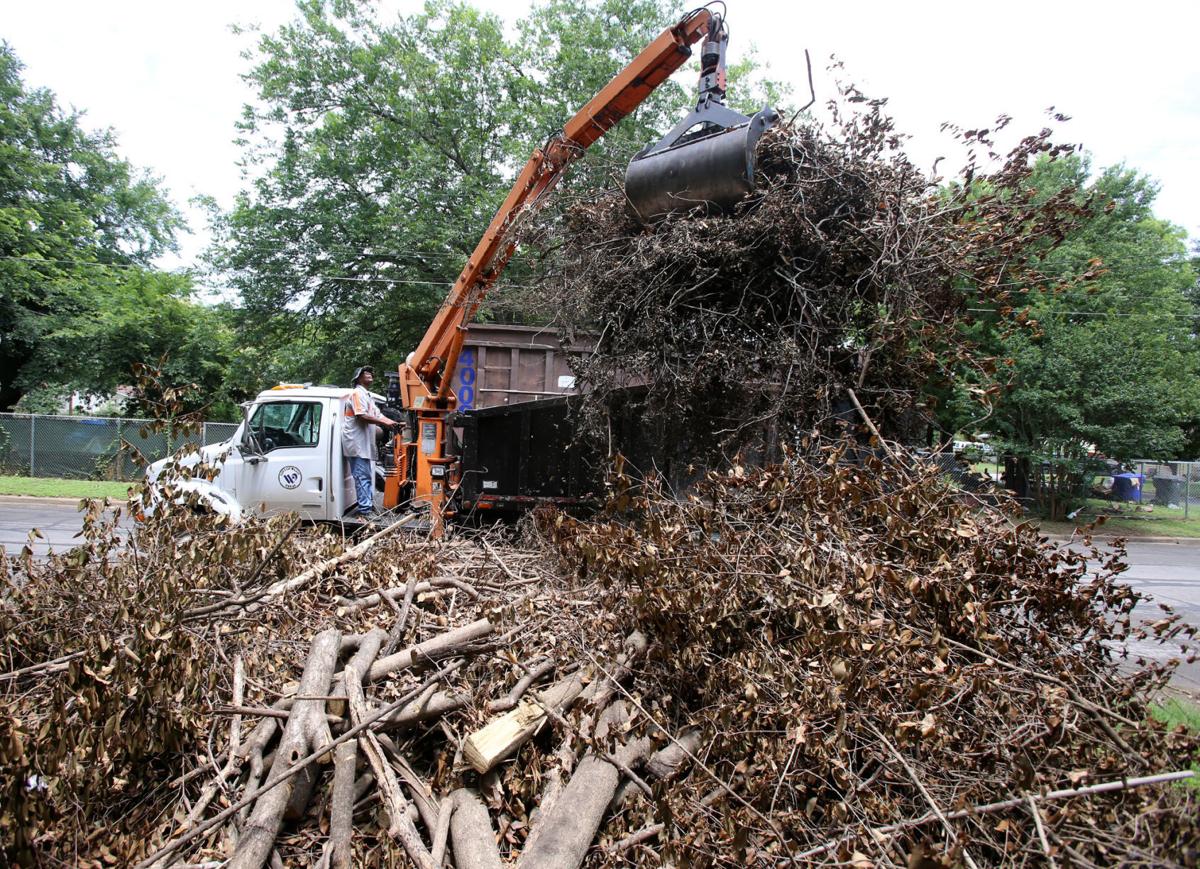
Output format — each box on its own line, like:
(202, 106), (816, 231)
(240, 405), (265, 458)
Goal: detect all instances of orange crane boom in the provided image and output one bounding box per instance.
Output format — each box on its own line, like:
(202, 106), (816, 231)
(386, 5), (775, 534)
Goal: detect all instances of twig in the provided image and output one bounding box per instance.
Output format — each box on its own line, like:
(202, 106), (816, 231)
(180, 656), (245, 828)
(241, 516), (302, 590)
(214, 705), (341, 723)
(788, 48), (816, 123)
(603, 751), (653, 800)
(941, 635), (1145, 762)
(793, 770), (1195, 862)
(608, 822), (664, 853)
(1027, 794), (1057, 869)
(382, 571), (420, 657)
(345, 662), (436, 869)
(183, 515), (415, 619)
(0, 650), (85, 682)
(181, 517), (300, 619)
(847, 388), (898, 461)
(864, 720), (981, 869)
(483, 537), (531, 583)
(133, 661), (461, 869)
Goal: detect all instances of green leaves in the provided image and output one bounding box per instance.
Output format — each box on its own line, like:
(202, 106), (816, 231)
(209, 0), (785, 384)
(0, 43), (186, 411)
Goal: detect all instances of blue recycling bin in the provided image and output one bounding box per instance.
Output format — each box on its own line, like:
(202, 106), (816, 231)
(1112, 472), (1143, 503)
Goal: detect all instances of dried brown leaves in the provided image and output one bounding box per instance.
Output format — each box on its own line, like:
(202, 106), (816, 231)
(537, 443), (1199, 866)
(1, 444), (1197, 866)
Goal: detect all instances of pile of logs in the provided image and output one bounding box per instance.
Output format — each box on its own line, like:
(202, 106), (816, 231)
(132, 542), (697, 869)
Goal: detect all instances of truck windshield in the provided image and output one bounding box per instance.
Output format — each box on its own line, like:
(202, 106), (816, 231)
(247, 401), (323, 450)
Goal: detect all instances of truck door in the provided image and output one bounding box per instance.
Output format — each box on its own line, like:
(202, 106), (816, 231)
(237, 399), (329, 519)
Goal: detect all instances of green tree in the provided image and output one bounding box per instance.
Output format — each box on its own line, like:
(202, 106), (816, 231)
(0, 42), (187, 410)
(209, 0), (784, 384)
(22, 268), (247, 420)
(951, 155), (1200, 516)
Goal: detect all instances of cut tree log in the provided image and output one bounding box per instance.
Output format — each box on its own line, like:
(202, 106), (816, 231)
(239, 699), (291, 780)
(463, 632), (647, 774)
(273, 620), (490, 705)
(228, 628), (342, 869)
(384, 744), (441, 832)
(367, 618), (494, 682)
(344, 662), (437, 869)
(431, 795), (453, 866)
(518, 701), (652, 869)
(282, 765), (320, 822)
(330, 628), (386, 717)
(384, 689), (470, 729)
(645, 728), (703, 780)
(462, 674), (583, 774)
(288, 630), (387, 823)
(579, 631), (647, 713)
(449, 788), (503, 869)
(520, 737), (576, 857)
(382, 572), (420, 656)
(336, 576), (479, 613)
(486, 658), (555, 713)
(611, 727), (703, 811)
(135, 662), (463, 869)
(329, 740), (358, 869)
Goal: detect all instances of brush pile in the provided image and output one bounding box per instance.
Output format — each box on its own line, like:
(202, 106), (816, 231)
(2, 443), (1198, 867)
(2, 86), (1197, 869)
(532, 92), (1089, 456)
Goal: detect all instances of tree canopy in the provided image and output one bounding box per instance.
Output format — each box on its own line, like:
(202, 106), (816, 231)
(207, 0), (786, 386)
(986, 158), (1197, 455)
(938, 154), (1200, 514)
(0, 41), (200, 412)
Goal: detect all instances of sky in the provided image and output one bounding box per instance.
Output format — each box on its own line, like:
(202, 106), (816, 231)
(4, 0), (1199, 279)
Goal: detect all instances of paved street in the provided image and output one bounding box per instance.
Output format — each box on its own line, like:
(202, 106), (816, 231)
(0, 496), (98, 559)
(1107, 541), (1200, 693)
(2, 496), (1197, 690)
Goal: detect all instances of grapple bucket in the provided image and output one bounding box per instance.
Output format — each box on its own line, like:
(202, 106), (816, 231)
(625, 106), (777, 221)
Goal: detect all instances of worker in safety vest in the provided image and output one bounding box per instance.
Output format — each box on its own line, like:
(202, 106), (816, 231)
(343, 365), (397, 518)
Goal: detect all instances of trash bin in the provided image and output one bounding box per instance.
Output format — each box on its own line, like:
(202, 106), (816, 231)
(1152, 474), (1185, 507)
(1112, 473), (1143, 503)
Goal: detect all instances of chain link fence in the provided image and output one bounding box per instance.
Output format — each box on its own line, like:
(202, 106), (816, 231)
(1112, 460), (1199, 519)
(0, 413), (239, 482)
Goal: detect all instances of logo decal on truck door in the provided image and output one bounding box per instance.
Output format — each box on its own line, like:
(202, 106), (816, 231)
(278, 466), (303, 489)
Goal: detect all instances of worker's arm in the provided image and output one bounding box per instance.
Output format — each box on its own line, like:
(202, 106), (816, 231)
(350, 390), (397, 429)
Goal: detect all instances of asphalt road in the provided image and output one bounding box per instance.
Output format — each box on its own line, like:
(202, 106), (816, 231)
(0, 496), (100, 559)
(2, 497), (1197, 690)
(1109, 541), (1200, 693)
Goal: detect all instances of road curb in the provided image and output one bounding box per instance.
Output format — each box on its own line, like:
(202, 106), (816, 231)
(0, 495), (88, 507)
(1045, 534), (1199, 545)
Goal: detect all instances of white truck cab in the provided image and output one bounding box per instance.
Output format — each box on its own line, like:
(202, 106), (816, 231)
(148, 384), (384, 523)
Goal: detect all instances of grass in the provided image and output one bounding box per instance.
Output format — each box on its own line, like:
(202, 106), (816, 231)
(967, 465), (1200, 538)
(0, 476), (134, 500)
(1038, 497), (1200, 539)
(971, 460), (1002, 480)
(1154, 696), (1200, 732)
(1151, 697), (1200, 787)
